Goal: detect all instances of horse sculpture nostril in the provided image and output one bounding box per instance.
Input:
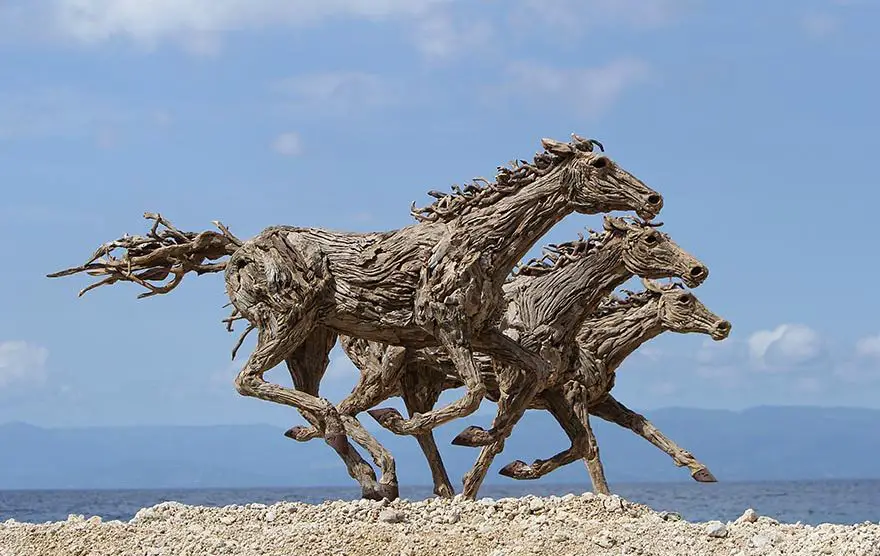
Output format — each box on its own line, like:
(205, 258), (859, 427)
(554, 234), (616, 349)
(647, 194), (662, 206)
(690, 266), (706, 277)
(717, 321), (731, 331)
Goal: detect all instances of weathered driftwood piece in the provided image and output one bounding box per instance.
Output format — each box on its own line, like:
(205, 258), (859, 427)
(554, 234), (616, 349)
(46, 212), (241, 297)
(49, 135), (664, 501)
(293, 217), (708, 498)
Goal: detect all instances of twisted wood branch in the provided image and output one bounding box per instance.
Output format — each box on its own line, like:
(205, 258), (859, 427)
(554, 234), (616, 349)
(47, 212), (242, 299)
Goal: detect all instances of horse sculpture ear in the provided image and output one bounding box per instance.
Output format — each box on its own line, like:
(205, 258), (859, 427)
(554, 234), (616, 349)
(603, 215), (628, 232)
(541, 138), (574, 156)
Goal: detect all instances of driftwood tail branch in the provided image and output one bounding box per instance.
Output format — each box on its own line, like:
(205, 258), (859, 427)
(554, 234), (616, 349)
(47, 212), (243, 299)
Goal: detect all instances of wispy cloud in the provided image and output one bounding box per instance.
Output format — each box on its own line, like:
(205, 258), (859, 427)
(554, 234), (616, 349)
(272, 72), (396, 118)
(496, 58), (650, 119)
(272, 132), (303, 157)
(801, 12), (840, 39)
(408, 11), (494, 61)
(0, 341), (49, 390)
(747, 324), (826, 372)
(512, 0), (695, 36)
(834, 333), (880, 383)
(2, 0), (452, 54)
(0, 87), (129, 141)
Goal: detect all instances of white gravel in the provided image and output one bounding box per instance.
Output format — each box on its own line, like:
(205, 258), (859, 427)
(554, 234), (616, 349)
(1, 493), (878, 556)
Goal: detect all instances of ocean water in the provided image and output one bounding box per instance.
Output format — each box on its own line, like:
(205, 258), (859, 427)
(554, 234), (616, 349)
(2, 480), (878, 525)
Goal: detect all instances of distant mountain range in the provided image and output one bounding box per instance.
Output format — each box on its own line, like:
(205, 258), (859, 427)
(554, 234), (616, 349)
(2, 406), (879, 490)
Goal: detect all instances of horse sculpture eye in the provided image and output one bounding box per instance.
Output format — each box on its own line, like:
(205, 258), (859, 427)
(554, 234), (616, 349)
(591, 156), (609, 169)
(644, 234), (658, 245)
(677, 294), (693, 304)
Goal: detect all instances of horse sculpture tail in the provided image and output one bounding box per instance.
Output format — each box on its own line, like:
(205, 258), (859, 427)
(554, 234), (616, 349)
(47, 212), (243, 299)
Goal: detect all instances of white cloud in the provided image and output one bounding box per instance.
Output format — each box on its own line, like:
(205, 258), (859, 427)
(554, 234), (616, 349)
(272, 132), (303, 157)
(8, 0), (451, 54)
(834, 333), (880, 383)
(855, 334), (880, 359)
(272, 72), (395, 117)
(747, 324), (824, 372)
(499, 58), (649, 119)
(0, 341), (49, 389)
(408, 12), (494, 61)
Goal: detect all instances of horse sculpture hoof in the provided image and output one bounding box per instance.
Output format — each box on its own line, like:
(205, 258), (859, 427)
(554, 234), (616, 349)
(434, 483), (455, 498)
(451, 425), (494, 447)
(378, 482), (400, 501)
(368, 407), (404, 428)
(498, 460), (533, 479)
(691, 467), (717, 483)
(283, 426), (312, 441)
(361, 487), (386, 501)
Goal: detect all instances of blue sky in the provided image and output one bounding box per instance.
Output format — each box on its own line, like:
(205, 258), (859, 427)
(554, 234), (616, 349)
(1, 0), (879, 427)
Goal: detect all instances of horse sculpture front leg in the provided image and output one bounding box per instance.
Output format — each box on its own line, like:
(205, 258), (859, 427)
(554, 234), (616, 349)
(590, 394), (716, 482)
(368, 323), (489, 437)
(284, 337), (406, 500)
(496, 386), (610, 495)
(233, 313), (389, 498)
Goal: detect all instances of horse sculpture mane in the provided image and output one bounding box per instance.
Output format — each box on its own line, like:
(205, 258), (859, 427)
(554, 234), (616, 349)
(410, 135), (604, 223)
(591, 280), (686, 317)
(510, 229), (605, 278)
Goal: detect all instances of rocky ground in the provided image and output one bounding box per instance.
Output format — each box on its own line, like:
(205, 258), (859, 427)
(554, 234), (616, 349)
(1, 493), (877, 556)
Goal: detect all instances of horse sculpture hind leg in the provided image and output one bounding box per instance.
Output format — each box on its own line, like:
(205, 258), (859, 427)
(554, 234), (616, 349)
(400, 362), (455, 498)
(283, 327), (400, 500)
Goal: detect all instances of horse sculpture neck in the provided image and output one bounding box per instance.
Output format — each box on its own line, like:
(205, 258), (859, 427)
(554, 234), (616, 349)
(578, 296), (664, 373)
(447, 166), (573, 284)
(503, 233), (631, 345)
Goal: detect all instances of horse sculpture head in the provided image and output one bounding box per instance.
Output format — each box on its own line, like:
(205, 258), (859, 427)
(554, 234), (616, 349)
(603, 216), (708, 288)
(544, 135), (663, 221)
(642, 278), (731, 341)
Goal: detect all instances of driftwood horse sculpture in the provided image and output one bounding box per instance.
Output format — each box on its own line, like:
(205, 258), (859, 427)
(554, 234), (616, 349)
(294, 221), (711, 498)
(496, 279), (730, 492)
(49, 135), (664, 500)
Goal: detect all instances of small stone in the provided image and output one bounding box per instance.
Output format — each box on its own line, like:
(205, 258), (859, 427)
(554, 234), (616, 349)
(593, 531), (615, 548)
(219, 515), (236, 525)
(735, 508), (759, 524)
(602, 496), (624, 512)
(378, 509), (405, 524)
(87, 516), (102, 525)
(750, 534), (772, 549)
(66, 514), (85, 523)
(706, 521), (728, 538)
(529, 499), (544, 512)
(552, 532), (569, 542)
(265, 510), (277, 523)
(659, 511), (683, 522)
